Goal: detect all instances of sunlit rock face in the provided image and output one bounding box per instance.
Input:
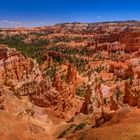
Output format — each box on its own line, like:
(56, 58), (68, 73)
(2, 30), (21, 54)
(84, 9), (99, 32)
(81, 70), (120, 114)
(49, 64), (84, 119)
(0, 45), (83, 120)
(0, 45), (43, 87)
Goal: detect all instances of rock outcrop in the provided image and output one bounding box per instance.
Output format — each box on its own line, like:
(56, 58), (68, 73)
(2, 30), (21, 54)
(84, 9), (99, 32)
(81, 71), (103, 114)
(0, 45), (83, 120)
(0, 45), (43, 89)
(82, 70), (124, 114)
(123, 80), (140, 107)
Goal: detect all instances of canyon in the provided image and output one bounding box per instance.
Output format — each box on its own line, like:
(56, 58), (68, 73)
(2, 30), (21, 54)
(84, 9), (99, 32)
(0, 20), (140, 140)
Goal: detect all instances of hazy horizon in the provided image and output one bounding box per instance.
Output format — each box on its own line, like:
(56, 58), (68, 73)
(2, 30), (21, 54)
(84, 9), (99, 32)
(0, 20), (140, 29)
